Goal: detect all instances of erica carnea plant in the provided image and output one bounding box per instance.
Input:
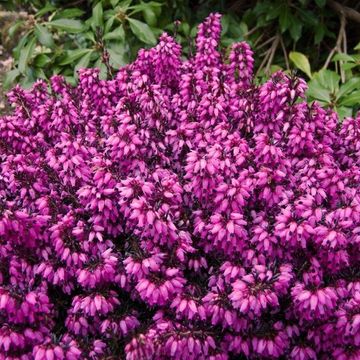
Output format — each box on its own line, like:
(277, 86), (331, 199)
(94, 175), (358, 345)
(0, 13), (360, 360)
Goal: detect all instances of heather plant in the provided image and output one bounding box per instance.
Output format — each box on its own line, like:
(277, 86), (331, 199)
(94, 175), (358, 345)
(0, 12), (360, 360)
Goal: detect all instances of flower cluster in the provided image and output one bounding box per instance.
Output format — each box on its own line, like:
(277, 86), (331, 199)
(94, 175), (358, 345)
(0, 13), (359, 359)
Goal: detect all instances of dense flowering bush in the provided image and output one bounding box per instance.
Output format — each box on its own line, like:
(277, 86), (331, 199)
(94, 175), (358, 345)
(0, 12), (360, 360)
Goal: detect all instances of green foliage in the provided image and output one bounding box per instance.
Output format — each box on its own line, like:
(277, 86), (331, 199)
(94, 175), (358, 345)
(307, 69), (360, 119)
(289, 52), (312, 78)
(3, 0), (163, 87)
(1, 0), (360, 117)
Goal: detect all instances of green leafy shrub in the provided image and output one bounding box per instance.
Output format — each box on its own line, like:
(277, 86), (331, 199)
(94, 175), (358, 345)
(1, 0), (360, 117)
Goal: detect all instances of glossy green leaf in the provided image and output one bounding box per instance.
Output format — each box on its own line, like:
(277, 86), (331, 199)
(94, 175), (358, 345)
(35, 24), (54, 48)
(289, 51), (312, 78)
(18, 36), (36, 74)
(128, 18), (156, 45)
(48, 19), (84, 33)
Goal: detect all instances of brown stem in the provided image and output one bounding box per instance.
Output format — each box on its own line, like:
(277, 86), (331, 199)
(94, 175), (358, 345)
(256, 36), (276, 50)
(256, 35), (280, 77)
(323, 14), (346, 70)
(0, 11), (28, 19)
(264, 34), (280, 75)
(243, 26), (260, 38)
(280, 35), (290, 71)
(328, 0), (360, 23)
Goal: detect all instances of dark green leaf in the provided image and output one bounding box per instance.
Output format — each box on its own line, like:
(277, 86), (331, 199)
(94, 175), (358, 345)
(339, 91), (360, 106)
(34, 67), (47, 79)
(336, 78), (360, 100)
(104, 16), (115, 33)
(265, 4), (281, 21)
(64, 76), (77, 86)
(18, 36), (36, 74)
(108, 48), (127, 68)
(83, 32), (96, 43)
(95, 58), (108, 79)
(316, 69), (340, 93)
(297, 8), (317, 26)
(103, 26), (125, 41)
(48, 19), (85, 33)
(59, 49), (93, 65)
(335, 106), (352, 120)
(54, 8), (85, 19)
(342, 63), (358, 71)
(34, 54), (51, 67)
(221, 15), (230, 35)
(142, 6), (157, 27)
(35, 3), (56, 17)
(314, 24), (325, 44)
(92, 2), (104, 29)
(315, 0), (326, 7)
(13, 32), (30, 60)
(180, 22), (190, 36)
(279, 5), (291, 33)
(306, 83), (331, 103)
(128, 18), (156, 45)
(289, 20), (302, 42)
(34, 24), (54, 48)
(129, 1), (162, 13)
(115, 0), (133, 12)
(332, 53), (355, 62)
(74, 51), (94, 77)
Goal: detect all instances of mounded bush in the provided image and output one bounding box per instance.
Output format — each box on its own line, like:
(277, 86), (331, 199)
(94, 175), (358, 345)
(0, 13), (359, 360)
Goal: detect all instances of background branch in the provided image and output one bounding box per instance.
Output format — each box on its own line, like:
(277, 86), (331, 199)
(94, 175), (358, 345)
(328, 0), (360, 23)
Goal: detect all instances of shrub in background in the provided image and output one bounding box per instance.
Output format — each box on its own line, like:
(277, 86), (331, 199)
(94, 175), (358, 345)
(0, 13), (360, 360)
(2, 0), (360, 120)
